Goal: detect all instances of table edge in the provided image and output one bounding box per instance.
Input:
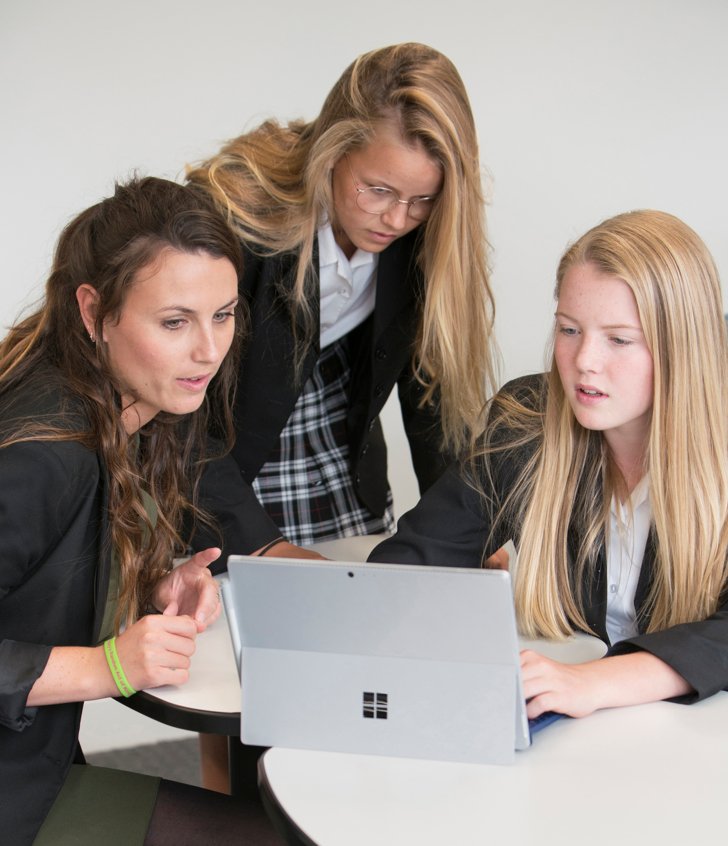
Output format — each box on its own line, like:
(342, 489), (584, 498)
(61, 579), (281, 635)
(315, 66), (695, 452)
(258, 753), (319, 846)
(115, 690), (240, 735)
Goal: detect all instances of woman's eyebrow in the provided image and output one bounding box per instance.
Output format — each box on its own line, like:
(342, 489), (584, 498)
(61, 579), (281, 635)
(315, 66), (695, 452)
(156, 297), (239, 315)
(555, 311), (643, 332)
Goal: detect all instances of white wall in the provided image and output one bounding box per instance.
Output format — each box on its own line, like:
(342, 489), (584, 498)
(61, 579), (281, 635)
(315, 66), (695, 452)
(2, 0), (727, 517)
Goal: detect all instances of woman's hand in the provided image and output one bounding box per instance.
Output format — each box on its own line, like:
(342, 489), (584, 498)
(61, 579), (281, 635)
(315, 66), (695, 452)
(150, 547), (222, 631)
(484, 546), (510, 570)
(114, 609), (198, 691)
(27, 606), (201, 705)
(520, 650), (605, 718)
(520, 648), (693, 719)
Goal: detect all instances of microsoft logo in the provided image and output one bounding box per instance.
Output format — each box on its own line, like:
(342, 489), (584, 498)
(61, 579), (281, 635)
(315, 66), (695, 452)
(362, 691), (388, 719)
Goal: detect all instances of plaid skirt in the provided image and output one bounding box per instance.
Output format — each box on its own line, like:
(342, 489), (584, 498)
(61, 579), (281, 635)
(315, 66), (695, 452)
(252, 336), (395, 546)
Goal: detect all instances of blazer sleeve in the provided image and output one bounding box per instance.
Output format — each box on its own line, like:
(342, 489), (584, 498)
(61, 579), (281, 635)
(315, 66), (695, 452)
(369, 375), (543, 568)
(0, 441), (98, 731)
(396, 372), (452, 494)
(194, 452), (282, 574)
(368, 458), (512, 568)
(608, 597), (728, 703)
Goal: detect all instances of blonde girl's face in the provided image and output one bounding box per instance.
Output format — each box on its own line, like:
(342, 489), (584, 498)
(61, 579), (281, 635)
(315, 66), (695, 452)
(330, 122), (442, 259)
(554, 262), (654, 465)
(100, 248), (239, 434)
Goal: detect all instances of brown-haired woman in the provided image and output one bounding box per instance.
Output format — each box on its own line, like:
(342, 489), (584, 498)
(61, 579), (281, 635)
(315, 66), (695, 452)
(0, 177), (279, 844)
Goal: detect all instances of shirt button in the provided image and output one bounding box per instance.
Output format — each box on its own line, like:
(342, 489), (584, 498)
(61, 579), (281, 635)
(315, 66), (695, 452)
(609, 584), (618, 594)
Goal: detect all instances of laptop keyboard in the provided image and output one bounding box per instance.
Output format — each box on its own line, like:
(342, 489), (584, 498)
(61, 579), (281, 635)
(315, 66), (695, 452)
(528, 710), (565, 735)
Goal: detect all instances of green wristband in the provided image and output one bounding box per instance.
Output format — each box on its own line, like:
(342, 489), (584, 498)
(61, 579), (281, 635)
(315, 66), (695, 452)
(103, 636), (137, 698)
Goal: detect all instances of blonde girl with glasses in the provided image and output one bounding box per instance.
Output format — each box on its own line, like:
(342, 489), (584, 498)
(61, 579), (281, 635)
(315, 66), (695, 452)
(371, 210), (728, 716)
(187, 42), (496, 554)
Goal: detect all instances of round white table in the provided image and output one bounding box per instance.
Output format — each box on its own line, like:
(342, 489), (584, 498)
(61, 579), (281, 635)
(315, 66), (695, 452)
(259, 690), (728, 846)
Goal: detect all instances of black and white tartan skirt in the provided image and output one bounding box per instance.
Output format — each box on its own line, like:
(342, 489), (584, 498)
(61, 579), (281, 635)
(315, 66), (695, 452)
(252, 336), (395, 546)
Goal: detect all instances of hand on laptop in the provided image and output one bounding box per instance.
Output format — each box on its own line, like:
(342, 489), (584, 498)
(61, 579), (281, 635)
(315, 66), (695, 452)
(252, 539), (327, 560)
(520, 650), (603, 719)
(484, 546), (509, 570)
(520, 649), (693, 719)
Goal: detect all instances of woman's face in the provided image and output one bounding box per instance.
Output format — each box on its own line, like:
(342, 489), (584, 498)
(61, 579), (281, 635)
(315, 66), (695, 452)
(98, 247), (238, 434)
(554, 262), (654, 465)
(330, 123), (443, 259)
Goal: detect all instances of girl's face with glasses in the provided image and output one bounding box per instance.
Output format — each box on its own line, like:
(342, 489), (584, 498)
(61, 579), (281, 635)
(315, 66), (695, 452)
(330, 121), (442, 259)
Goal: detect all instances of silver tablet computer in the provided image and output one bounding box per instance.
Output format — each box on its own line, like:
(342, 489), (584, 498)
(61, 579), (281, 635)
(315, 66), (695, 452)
(222, 556), (531, 765)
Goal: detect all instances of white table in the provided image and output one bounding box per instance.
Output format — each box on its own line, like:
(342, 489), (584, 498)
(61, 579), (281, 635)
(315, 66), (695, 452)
(260, 691), (728, 846)
(301, 534), (390, 561)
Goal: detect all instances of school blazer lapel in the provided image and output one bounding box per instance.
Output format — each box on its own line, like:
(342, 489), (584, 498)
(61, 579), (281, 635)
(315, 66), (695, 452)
(580, 528), (658, 644)
(231, 246), (320, 481)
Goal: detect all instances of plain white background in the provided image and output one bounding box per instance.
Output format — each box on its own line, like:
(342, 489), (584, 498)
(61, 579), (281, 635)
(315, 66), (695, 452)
(2, 0), (728, 749)
(2, 1), (727, 379)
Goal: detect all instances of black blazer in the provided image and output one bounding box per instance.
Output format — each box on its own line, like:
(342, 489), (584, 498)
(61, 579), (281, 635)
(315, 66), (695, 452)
(228, 228), (449, 517)
(370, 374), (728, 703)
(0, 370), (111, 845)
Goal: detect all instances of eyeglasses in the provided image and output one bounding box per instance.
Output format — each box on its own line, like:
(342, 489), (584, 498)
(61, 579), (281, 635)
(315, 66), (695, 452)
(345, 155), (437, 222)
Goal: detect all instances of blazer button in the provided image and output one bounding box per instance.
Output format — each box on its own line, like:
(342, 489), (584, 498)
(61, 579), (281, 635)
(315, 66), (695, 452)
(355, 474), (361, 485)
(368, 420), (376, 431)
(374, 383), (384, 397)
(361, 443), (369, 456)
(375, 347), (387, 360)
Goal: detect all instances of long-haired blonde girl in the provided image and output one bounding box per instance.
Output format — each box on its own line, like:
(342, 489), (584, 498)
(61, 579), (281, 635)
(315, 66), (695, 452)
(371, 209), (728, 718)
(187, 42), (497, 547)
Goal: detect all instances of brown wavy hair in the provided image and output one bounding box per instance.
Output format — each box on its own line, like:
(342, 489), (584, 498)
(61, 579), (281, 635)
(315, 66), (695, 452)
(0, 176), (245, 628)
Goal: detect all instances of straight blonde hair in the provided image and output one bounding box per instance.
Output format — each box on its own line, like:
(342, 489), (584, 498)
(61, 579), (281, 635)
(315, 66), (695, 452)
(480, 210), (728, 638)
(187, 42), (497, 453)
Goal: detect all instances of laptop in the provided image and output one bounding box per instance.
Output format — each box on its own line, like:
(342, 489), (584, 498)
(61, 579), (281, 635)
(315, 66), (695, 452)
(222, 556), (556, 765)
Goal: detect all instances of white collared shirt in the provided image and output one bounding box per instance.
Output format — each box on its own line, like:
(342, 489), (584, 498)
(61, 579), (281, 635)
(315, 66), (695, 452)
(605, 475), (651, 645)
(317, 223), (378, 348)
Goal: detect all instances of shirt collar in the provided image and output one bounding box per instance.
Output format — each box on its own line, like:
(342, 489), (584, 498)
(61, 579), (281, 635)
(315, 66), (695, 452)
(630, 474), (650, 509)
(317, 222), (339, 269)
(611, 473), (650, 517)
(317, 222), (376, 273)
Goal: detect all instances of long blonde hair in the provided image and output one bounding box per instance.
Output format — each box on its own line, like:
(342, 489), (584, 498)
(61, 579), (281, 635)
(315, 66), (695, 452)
(187, 42), (496, 453)
(482, 210), (728, 638)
